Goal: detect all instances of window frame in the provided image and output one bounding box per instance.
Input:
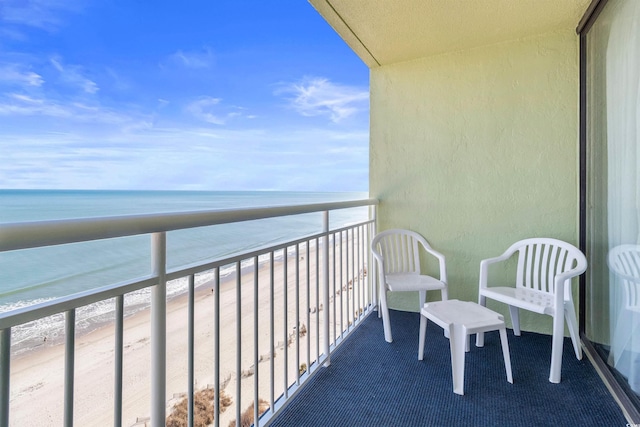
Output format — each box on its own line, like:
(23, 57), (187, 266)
(578, 0), (640, 421)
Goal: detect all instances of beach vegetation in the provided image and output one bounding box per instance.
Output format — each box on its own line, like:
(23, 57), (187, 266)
(228, 399), (270, 427)
(166, 387), (232, 427)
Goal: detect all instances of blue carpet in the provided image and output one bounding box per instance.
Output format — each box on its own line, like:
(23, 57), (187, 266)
(270, 310), (626, 426)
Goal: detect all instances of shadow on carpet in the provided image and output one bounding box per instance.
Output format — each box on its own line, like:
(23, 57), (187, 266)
(269, 310), (626, 427)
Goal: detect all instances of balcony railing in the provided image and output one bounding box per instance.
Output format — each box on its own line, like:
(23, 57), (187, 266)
(0, 198), (378, 427)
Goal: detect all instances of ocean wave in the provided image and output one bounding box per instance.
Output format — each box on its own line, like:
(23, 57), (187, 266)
(3, 244), (315, 356)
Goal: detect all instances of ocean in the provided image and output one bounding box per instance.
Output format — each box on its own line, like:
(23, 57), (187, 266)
(0, 190), (369, 351)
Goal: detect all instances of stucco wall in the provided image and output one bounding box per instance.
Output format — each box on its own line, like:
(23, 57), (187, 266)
(370, 28), (580, 335)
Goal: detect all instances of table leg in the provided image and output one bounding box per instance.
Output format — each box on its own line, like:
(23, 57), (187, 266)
(450, 324), (466, 395)
(499, 326), (513, 384)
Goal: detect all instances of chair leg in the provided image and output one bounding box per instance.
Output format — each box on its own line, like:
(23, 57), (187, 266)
(380, 291), (393, 343)
(509, 305), (521, 336)
(372, 267), (379, 311)
(565, 301), (582, 360)
(419, 290), (426, 309)
(549, 311), (565, 383)
(376, 269), (382, 318)
(476, 295), (486, 347)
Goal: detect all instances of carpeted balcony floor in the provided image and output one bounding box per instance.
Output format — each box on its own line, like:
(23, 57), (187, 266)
(270, 309), (627, 426)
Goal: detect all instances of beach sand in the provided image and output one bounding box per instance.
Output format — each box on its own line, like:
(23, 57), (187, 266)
(8, 238), (369, 426)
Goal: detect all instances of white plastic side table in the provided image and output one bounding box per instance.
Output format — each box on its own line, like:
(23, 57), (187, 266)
(418, 299), (513, 395)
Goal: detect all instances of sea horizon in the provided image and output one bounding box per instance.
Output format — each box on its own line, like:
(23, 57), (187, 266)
(0, 188), (369, 220)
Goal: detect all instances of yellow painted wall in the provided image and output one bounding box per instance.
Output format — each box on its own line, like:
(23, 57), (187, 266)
(370, 28), (580, 335)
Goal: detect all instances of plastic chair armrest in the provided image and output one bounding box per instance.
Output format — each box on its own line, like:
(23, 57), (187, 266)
(554, 268), (585, 286)
(371, 249), (386, 282)
(424, 246), (448, 284)
(416, 239), (447, 284)
(479, 247), (519, 290)
(553, 261), (588, 302)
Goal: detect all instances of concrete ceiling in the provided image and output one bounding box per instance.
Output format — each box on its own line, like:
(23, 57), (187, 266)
(309, 0), (592, 67)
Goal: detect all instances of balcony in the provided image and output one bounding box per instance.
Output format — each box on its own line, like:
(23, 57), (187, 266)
(0, 197), (628, 426)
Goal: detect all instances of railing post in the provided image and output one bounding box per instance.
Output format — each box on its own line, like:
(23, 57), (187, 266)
(253, 257), (259, 427)
(0, 329), (10, 427)
(322, 211), (331, 366)
(370, 204), (378, 310)
(114, 295), (124, 427)
(64, 310), (76, 427)
(151, 232), (167, 427)
(187, 275), (195, 427)
(269, 254), (275, 413)
(214, 268), (221, 427)
(235, 261), (242, 422)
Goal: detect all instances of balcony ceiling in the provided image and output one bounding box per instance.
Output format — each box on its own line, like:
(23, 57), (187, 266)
(309, 0), (592, 67)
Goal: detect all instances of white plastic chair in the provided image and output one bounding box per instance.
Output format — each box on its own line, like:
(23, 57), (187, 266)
(607, 245), (640, 377)
(371, 229), (448, 343)
(475, 238), (587, 383)
(608, 245), (640, 313)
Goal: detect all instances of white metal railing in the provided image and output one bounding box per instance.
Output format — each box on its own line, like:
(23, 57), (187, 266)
(0, 198), (378, 427)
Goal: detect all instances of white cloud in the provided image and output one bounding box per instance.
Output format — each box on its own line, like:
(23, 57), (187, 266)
(0, 92), (149, 126)
(276, 77), (368, 123)
(186, 97), (247, 125)
(0, 0), (84, 32)
(0, 124), (369, 191)
(0, 27), (27, 41)
(0, 64), (44, 87)
(167, 48), (213, 69)
(50, 56), (99, 94)
(186, 97), (224, 124)
(0, 93), (63, 116)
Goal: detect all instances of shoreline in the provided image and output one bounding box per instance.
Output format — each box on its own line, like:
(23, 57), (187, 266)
(9, 243), (304, 359)
(8, 238), (366, 426)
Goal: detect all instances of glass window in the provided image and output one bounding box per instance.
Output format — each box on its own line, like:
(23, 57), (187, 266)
(585, 0), (640, 407)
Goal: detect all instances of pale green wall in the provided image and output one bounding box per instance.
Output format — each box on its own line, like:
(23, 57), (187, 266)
(370, 29), (580, 335)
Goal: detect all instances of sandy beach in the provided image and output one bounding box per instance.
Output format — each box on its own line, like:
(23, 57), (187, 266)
(8, 238), (369, 426)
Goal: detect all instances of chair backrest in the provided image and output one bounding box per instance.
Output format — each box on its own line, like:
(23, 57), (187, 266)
(371, 229), (426, 275)
(512, 238), (587, 300)
(608, 244), (640, 310)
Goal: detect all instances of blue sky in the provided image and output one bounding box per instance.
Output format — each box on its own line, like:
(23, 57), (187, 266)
(0, 1), (369, 192)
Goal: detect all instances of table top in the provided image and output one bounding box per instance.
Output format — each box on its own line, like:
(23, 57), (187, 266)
(421, 299), (503, 326)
